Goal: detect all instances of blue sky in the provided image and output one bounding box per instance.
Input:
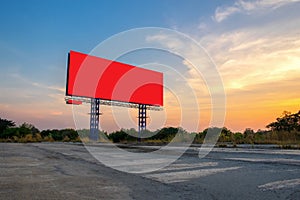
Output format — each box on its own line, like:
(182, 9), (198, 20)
(1, 0), (300, 132)
(0, 0), (225, 91)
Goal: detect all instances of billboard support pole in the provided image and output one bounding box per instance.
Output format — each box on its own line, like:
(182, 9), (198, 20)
(90, 98), (100, 141)
(138, 104), (147, 142)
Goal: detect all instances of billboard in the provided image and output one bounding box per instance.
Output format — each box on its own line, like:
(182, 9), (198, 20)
(66, 51), (163, 106)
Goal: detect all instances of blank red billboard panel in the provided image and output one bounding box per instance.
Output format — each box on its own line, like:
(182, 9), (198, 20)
(66, 51), (163, 106)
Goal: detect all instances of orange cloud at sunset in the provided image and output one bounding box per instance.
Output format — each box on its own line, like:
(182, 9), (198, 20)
(1, 0), (299, 134)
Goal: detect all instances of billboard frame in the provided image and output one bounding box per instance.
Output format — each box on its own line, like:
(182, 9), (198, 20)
(65, 51), (163, 107)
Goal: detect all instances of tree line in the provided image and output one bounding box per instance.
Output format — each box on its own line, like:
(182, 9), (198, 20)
(0, 119), (80, 142)
(1, 110), (300, 146)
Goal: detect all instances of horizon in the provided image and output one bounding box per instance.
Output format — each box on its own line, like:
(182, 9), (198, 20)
(1, 0), (300, 133)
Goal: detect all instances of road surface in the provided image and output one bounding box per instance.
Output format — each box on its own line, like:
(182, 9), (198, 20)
(1, 143), (300, 199)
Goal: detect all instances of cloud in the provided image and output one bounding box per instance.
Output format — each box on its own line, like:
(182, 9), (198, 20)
(201, 28), (300, 91)
(214, 0), (300, 22)
(199, 1), (300, 131)
(145, 30), (228, 130)
(147, 1), (300, 131)
(146, 33), (187, 54)
(145, 31), (223, 103)
(0, 70), (73, 129)
(214, 6), (241, 23)
(9, 72), (65, 93)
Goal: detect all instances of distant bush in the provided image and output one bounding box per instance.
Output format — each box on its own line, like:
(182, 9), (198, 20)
(1, 111), (300, 145)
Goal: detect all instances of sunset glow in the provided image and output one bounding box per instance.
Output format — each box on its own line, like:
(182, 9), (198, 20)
(0, 0), (299, 133)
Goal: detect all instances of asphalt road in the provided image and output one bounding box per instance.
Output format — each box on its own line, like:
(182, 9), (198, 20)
(1, 143), (300, 200)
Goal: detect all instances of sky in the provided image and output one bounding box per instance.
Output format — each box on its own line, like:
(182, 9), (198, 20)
(0, 0), (299, 133)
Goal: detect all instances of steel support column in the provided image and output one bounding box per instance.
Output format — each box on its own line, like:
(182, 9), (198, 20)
(138, 104), (147, 141)
(90, 98), (100, 141)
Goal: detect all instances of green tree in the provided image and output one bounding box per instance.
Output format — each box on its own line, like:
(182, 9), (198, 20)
(149, 127), (178, 141)
(49, 129), (62, 141)
(60, 128), (78, 141)
(193, 130), (207, 143)
(218, 127), (234, 142)
(0, 118), (16, 136)
(40, 129), (52, 138)
(108, 130), (132, 143)
(233, 132), (243, 144)
(244, 128), (255, 144)
(19, 123), (39, 137)
(1, 127), (20, 139)
(267, 110), (300, 132)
